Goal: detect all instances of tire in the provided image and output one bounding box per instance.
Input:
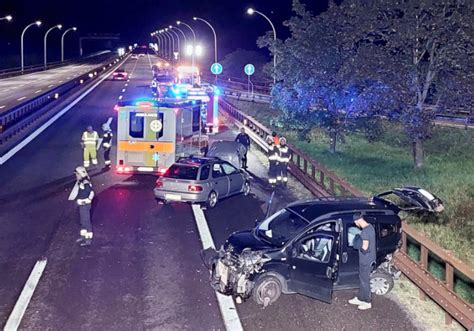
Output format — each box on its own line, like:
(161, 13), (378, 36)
(252, 275), (282, 307)
(206, 191), (218, 209)
(242, 181), (251, 196)
(370, 271), (394, 295)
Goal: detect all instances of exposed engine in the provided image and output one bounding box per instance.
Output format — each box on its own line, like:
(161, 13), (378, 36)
(208, 245), (271, 301)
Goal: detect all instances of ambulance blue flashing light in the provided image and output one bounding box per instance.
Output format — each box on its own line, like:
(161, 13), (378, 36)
(213, 87), (221, 96)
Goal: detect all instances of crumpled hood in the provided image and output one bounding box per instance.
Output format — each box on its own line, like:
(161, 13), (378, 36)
(226, 230), (273, 253)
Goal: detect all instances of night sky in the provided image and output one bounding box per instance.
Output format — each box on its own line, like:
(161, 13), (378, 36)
(0, 0), (328, 65)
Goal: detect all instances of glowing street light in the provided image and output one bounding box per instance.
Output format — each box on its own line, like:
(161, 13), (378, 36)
(61, 27), (77, 62)
(1, 15), (13, 22)
(21, 21), (42, 72)
(247, 7), (277, 84)
(177, 20), (197, 84)
(44, 24), (62, 68)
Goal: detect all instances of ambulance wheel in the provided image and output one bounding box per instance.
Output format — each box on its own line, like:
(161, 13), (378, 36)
(252, 275), (282, 307)
(370, 272), (394, 295)
(206, 191), (218, 209)
(242, 181), (251, 196)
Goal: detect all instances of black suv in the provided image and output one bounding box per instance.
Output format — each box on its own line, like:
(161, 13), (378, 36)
(203, 187), (443, 306)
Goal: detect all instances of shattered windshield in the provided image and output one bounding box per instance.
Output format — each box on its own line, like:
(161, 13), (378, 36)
(256, 209), (308, 247)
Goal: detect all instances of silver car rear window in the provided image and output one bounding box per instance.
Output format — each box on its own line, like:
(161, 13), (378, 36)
(164, 164), (198, 180)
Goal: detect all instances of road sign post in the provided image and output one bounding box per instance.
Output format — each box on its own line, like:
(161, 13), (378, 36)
(211, 63), (223, 84)
(244, 64), (255, 96)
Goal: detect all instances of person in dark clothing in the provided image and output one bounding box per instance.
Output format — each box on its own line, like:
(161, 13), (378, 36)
(349, 213), (376, 310)
(278, 137), (291, 185)
(101, 121), (113, 169)
(235, 128), (251, 169)
(266, 136), (279, 186)
(68, 167), (95, 247)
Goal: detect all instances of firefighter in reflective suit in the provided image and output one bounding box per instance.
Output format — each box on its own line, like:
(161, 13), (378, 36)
(69, 167), (95, 246)
(267, 136), (279, 186)
(81, 125), (99, 168)
(101, 121), (113, 168)
(278, 137), (291, 185)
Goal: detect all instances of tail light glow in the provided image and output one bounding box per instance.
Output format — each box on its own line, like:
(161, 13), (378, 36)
(155, 180), (163, 188)
(188, 185), (203, 192)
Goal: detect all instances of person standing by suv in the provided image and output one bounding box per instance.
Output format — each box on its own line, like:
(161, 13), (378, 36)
(349, 213), (376, 310)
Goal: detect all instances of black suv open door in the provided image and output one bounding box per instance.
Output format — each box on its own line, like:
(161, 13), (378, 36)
(375, 186), (444, 214)
(287, 230), (340, 303)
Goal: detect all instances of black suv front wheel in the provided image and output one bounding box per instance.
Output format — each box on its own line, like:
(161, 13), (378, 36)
(252, 275), (282, 307)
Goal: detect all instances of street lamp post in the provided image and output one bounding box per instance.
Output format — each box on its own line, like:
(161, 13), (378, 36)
(21, 21), (42, 73)
(151, 32), (162, 57)
(168, 26), (180, 61)
(44, 24), (62, 68)
(176, 21), (196, 84)
(164, 28), (176, 61)
(61, 27), (77, 62)
(162, 30), (174, 60)
(0, 15), (13, 22)
(173, 26), (187, 58)
(193, 17), (218, 82)
(159, 30), (168, 59)
(247, 8), (277, 84)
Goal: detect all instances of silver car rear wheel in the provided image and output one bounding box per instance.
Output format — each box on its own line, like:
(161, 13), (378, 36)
(207, 191), (218, 209)
(243, 181), (250, 196)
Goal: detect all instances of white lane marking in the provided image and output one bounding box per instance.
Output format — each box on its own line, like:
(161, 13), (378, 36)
(118, 95), (123, 100)
(17, 97), (26, 101)
(191, 204), (243, 331)
(4, 258), (47, 331)
(0, 68), (115, 165)
(58, 80), (63, 83)
(124, 83), (128, 87)
(35, 90), (42, 94)
(48, 84), (54, 88)
(0, 105), (5, 109)
(121, 89), (126, 92)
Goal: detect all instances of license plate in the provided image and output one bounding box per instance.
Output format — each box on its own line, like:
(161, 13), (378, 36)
(165, 194), (182, 201)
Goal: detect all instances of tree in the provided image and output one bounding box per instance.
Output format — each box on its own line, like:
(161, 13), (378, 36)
(258, 0), (384, 153)
(355, 0), (474, 168)
(219, 49), (270, 81)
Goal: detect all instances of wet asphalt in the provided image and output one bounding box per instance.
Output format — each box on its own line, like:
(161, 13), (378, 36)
(0, 56), (418, 330)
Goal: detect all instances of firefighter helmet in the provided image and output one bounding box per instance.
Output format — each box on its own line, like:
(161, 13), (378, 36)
(266, 135), (273, 144)
(102, 122), (111, 132)
(280, 137), (287, 145)
(74, 166), (89, 179)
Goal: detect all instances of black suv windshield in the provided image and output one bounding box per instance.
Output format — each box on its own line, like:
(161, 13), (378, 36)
(256, 209), (308, 247)
(164, 164), (198, 180)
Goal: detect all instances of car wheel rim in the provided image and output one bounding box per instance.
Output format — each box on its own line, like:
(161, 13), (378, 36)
(209, 192), (217, 207)
(243, 183), (250, 196)
(259, 280), (279, 303)
(370, 277), (390, 295)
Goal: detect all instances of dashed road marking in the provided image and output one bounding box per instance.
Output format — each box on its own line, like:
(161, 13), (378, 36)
(121, 89), (126, 92)
(4, 258), (47, 331)
(0, 105), (5, 109)
(17, 96), (26, 101)
(118, 95), (123, 100)
(48, 84), (54, 88)
(35, 90), (42, 94)
(191, 204), (243, 331)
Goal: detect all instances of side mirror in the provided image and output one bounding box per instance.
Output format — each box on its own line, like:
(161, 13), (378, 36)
(291, 247), (298, 258)
(326, 266), (333, 279)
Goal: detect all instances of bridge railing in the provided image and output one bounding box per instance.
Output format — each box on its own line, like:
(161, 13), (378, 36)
(218, 97), (474, 330)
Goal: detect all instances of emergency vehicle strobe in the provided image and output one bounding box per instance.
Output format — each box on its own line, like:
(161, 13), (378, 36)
(115, 99), (207, 174)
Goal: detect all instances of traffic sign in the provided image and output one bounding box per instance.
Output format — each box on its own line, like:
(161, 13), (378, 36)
(211, 63), (223, 75)
(244, 64), (255, 76)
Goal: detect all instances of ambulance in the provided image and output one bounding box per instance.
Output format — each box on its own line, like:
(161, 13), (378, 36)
(115, 98), (206, 174)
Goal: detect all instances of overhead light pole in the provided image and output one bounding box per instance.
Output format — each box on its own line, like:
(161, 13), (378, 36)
(158, 30), (167, 59)
(44, 24), (62, 68)
(21, 20), (42, 73)
(193, 17), (217, 65)
(0, 15), (13, 22)
(61, 27), (77, 62)
(164, 28), (176, 61)
(168, 26), (180, 61)
(162, 29), (173, 60)
(176, 20), (197, 84)
(247, 7), (277, 84)
(173, 26), (187, 57)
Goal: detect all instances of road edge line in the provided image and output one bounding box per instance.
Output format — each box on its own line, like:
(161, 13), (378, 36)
(191, 204), (244, 331)
(3, 258), (47, 331)
(0, 69), (114, 165)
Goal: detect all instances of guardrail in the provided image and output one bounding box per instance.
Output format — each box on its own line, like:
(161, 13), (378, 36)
(218, 97), (474, 330)
(0, 51), (112, 79)
(0, 55), (126, 148)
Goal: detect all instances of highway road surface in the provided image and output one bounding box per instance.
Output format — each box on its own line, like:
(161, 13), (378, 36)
(0, 56), (115, 113)
(0, 55), (419, 330)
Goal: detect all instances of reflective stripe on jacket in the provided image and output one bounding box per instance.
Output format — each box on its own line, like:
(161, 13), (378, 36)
(82, 131), (98, 145)
(278, 146), (291, 163)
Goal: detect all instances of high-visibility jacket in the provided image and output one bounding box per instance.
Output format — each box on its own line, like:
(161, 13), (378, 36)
(76, 180), (94, 205)
(82, 131), (98, 146)
(102, 132), (113, 149)
(278, 145), (291, 163)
